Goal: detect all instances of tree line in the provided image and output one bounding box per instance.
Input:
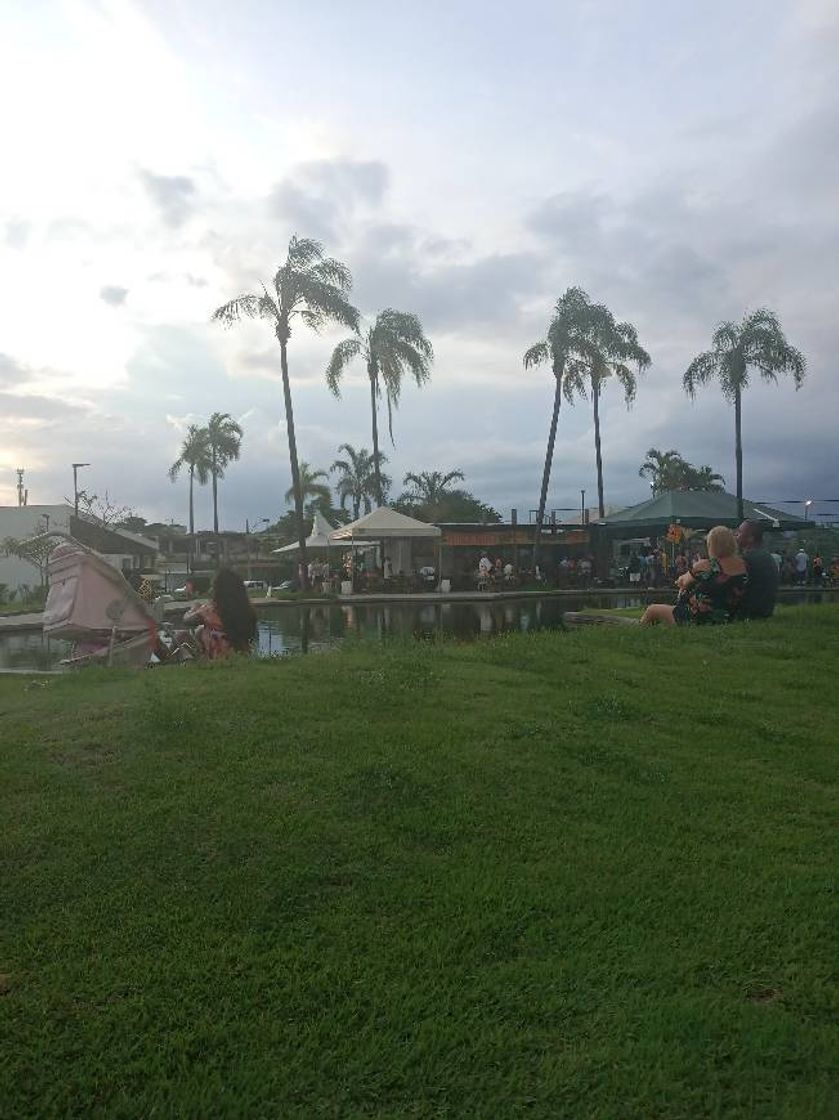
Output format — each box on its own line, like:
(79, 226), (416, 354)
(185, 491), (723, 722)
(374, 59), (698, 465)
(168, 233), (805, 583)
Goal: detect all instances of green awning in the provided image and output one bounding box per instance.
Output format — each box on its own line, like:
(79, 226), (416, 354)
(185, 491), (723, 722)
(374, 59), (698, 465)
(597, 491), (807, 534)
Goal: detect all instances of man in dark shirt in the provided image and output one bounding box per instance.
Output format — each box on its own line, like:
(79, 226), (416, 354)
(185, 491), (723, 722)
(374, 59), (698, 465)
(735, 520), (779, 618)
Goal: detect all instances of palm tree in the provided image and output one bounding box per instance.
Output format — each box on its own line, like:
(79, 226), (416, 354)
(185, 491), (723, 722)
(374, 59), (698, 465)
(331, 444), (390, 520)
(400, 470), (465, 506)
(206, 411), (243, 562)
(213, 236), (359, 584)
(684, 309), (805, 519)
(585, 316), (650, 518)
(639, 447), (685, 495)
(167, 424), (211, 569)
(523, 288), (602, 564)
(284, 462), (331, 513)
(326, 309), (433, 506)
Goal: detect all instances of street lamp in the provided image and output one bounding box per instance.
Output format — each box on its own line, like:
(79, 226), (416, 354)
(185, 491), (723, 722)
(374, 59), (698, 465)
(245, 517), (270, 578)
(71, 462), (90, 517)
(804, 499), (813, 521)
(580, 489), (586, 524)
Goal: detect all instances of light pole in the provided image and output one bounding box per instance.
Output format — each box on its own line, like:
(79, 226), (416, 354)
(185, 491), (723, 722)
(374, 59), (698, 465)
(804, 499), (813, 522)
(580, 489), (586, 524)
(245, 517), (269, 579)
(71, 462), (90, 517)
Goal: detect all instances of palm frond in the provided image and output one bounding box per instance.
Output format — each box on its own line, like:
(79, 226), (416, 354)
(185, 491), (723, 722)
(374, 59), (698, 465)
(523, 341), (549, 369)
(212, 293), (275, 327)
(311, 256), (353, 293)
(325, 337), (364, 396)
(683, 351), (719, 398)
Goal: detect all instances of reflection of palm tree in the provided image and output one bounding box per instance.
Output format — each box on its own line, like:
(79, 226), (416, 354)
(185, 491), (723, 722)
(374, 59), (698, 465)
(326, 309), (433, 506)
(168, 424), (211, 566)
(684, 309), (805, 519)
(206, 412), (243, 562)
(213, 236), (359, 581)
(331, 444), (390, 519)
(285, 462), (330, 513)
(400, 469), (464, 506)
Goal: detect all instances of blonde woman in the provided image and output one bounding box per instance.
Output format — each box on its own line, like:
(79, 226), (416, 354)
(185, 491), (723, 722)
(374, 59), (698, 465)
(641, 526), (748, 626)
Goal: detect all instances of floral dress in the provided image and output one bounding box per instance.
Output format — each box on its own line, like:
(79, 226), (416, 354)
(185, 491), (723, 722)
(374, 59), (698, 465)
(673, 559), (748, 625)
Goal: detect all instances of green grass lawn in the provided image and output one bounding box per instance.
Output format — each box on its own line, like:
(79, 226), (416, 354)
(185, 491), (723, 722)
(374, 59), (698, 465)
(2, 607), (838, 1119)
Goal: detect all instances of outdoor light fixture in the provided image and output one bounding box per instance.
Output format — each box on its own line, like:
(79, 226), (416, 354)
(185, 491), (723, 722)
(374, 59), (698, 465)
(804, 499), (813, 521)
(71, 462), (90, 517)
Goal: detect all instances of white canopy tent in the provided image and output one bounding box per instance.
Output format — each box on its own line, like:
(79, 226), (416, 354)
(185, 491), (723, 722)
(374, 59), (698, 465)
(272, 510), (340, 555)
(329, 507), (442, 585)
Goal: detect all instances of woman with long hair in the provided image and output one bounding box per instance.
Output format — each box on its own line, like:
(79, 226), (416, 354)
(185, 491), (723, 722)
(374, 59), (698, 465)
(183, 568), (257, 658)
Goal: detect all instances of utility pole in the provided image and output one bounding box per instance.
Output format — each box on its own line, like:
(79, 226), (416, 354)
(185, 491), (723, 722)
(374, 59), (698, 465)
(580, 489), (586, 525)
(16, 468), (27, 507)
(72, 462), (90, 517)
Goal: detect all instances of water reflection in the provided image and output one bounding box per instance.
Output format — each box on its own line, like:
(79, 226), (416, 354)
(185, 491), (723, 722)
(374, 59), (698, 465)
(3, 589), (836, 670)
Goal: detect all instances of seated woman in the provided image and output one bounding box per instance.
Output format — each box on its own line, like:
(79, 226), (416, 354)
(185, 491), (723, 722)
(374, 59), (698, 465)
(182, 568), (257, 658)
(641, 526), (747, 627)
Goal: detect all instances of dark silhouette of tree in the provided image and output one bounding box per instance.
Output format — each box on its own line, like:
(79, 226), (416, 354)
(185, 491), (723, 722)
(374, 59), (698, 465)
(213, 236), (358, 585)
(684, 309), (805, 519)
(326, 309), (432, 506)
(168, 424), (211, 567)
(331, 444), (390, 519)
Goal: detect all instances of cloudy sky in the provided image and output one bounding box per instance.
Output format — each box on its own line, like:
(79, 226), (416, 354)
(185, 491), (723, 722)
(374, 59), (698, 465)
(1, 0), (837, 528)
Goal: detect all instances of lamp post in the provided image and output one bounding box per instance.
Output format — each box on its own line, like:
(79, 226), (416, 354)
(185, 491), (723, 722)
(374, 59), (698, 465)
(580, 489), (586, 524)
(245, 517), (269, 579)
(71, 462), (90, 517)
(804, 499), (813, 522)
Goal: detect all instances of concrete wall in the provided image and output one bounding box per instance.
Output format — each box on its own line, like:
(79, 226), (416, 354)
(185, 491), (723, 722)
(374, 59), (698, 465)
(0, 504), (72, 594)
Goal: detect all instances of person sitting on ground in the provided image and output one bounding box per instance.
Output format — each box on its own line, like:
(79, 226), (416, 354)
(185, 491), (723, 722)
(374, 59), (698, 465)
(182, 567), (257, 659)
(735, 520), (779, 619)
(640, 526), (748, 626)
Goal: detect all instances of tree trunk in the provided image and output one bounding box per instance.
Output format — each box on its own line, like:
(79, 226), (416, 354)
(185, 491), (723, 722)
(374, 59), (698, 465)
(369, 363), (383, 507)
(279, 334), (309, 589)
(593, 381), (605, 519)
(211, 446), (219, 568)
(735, 387), (744, 521)
(188, 466), (195, 573)
(533, 367), (563, 568)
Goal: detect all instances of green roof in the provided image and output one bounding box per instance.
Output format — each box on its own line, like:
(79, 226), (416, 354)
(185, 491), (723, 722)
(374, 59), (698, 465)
(598, 490), (807, 533)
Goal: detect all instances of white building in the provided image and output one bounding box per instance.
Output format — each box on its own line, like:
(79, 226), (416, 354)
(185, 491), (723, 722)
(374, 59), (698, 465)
(0, 503), (159, 596)
(0, 504), (72, 595)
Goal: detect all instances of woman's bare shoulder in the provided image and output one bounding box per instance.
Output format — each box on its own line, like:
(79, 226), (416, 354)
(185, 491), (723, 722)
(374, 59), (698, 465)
(692, 558), (711, 572)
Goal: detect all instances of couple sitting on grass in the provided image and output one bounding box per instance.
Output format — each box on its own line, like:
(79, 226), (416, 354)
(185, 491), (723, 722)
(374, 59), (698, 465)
(182, 568), (257, 658)
(641, 520), (777, 627)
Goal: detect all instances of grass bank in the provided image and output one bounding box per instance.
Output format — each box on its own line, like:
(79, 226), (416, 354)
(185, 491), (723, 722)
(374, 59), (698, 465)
(2, 608), (838, 1118)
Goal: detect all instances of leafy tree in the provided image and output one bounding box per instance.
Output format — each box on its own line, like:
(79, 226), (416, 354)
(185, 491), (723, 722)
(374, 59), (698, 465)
(326, 309), (433, 506)
(684, 309), (805, 519)
(639, 448), (725, 494)
(3, 534), (55, 588)
(523, 288), (601, 563)
(395, 490), (501, 524)
(400, 470), (465, 506)
(584, 313), (650, 518)
(167, 424), (212, 563)
(284, 462), (331, 514)
(213, 236), (359, 585)
(75, 491), (135, 529)
(204, 412), (243, 562)
(331, 444), (390, 520)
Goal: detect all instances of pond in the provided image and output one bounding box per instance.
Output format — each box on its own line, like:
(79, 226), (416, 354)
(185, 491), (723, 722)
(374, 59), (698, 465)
(1, 589), (835, 670)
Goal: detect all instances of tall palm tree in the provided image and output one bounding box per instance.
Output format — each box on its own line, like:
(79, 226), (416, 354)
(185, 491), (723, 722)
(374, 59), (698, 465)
(326, 309), (433, 506)
(167, 424), (211, 569)
(331, 444), (390, 520)
(206, 411), (243, 563)
(523, 288), (601, 564)
(400, 470), (465, 506)
(586, 317), (650, 518)
(213, 236), (359, 584)
(684, 309), (805, 519)
(685, 464), (726, 492)
(284, 462), (331, 512)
